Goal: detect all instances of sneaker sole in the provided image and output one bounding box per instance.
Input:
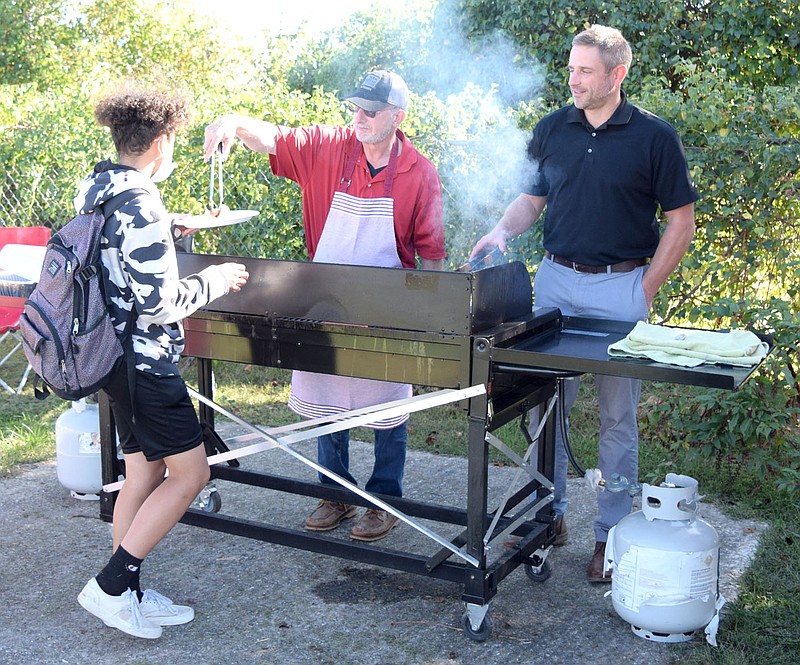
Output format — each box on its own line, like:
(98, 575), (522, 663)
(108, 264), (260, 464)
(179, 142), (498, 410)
(78, 591), (162, 639)
(142, 611), (195, 626)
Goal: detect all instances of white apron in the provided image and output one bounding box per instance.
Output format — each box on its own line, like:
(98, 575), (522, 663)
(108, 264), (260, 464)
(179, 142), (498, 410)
(288, 139), (412, 429)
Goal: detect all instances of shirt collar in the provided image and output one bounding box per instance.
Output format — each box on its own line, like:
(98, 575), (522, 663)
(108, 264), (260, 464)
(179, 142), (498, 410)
(567, 89), (633, 129)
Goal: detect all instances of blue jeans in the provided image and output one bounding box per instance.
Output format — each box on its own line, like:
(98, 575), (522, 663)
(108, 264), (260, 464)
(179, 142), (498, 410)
(317, 423), (407, 497)
(529, 257), (648, 541)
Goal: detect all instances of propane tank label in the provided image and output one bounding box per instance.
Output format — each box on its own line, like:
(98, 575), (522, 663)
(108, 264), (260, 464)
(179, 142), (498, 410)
(612, 545), (718, 612)
(78, 432), (101, 454)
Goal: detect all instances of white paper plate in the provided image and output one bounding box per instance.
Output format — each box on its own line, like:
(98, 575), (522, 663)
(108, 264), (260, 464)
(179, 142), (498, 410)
(180, 210), (259, 229)
(0, 244), (47, 282)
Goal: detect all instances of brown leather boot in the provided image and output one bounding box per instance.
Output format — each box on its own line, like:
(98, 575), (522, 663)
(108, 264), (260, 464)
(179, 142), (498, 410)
(587, 541), (612, 583)
(304, 500), (357, 531)
(553, 515), (568, 546)
(350, 509), (399, 542)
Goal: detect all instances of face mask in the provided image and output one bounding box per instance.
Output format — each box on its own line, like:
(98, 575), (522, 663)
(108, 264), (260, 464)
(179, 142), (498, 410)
(151, 156), (176, 183)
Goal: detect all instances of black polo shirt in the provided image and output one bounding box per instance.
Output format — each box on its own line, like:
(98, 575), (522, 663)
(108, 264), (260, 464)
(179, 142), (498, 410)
(525, 91), (699, 266)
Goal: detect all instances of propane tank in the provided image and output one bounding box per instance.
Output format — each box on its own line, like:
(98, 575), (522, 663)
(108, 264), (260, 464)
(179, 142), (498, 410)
(605, 473), (723, 643)
(55, 399), (101, 500)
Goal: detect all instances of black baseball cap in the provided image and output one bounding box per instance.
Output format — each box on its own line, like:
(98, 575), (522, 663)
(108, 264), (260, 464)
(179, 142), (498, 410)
(342, 70), (409, 112)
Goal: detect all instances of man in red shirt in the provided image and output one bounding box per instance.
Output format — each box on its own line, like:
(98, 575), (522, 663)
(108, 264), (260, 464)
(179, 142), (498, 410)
(205, 71), (445, 542)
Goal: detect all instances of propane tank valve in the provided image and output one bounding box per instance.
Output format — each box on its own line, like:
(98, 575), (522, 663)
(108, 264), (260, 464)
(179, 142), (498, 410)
(583, 469), (642, 496)
(604, 473), (629, 492)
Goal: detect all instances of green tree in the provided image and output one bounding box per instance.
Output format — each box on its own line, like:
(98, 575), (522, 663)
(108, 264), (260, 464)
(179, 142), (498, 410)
(0, 0), (79, 87)
(0, 0), (261, 230)
(458, 0), (800, 99)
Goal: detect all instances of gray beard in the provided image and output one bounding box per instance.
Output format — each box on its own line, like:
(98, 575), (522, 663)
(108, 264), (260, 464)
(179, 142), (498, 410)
(356, 122), (395, 145)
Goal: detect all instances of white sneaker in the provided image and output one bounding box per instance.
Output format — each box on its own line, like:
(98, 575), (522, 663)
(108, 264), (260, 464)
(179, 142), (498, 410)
(139, 589), (195, 626)
(78, 578), (161, 639)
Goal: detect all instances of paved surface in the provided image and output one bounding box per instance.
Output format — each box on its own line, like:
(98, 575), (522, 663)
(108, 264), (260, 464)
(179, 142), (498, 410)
(0, 429), (765, 665)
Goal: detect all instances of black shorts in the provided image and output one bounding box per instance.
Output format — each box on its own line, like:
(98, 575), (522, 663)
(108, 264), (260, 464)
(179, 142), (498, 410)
(103, 363), (203, 462)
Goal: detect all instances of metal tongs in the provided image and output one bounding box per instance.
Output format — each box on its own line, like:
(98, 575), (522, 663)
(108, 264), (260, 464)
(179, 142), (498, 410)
(207, 143), (224, 212)
(456, 246), (506, 272)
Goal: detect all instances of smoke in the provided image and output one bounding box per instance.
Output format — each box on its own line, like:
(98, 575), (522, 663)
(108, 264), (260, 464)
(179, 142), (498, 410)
(412, 1), (546, 259)
(316, 0), (548, 262)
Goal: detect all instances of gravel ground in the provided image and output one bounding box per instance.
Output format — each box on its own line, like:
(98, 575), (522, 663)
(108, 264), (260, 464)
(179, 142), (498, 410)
(0, 431), (765, 665)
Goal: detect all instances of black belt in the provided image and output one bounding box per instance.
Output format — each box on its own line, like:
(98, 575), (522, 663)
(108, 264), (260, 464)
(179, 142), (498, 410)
(545, 251), (648, 274)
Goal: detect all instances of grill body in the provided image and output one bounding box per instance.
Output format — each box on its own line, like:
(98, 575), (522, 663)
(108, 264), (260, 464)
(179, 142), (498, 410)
(97, 254), (768, 638)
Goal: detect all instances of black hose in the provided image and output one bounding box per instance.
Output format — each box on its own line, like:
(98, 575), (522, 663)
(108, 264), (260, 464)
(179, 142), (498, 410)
(519, 372), (586, 479)
(557, 377), (586, 478)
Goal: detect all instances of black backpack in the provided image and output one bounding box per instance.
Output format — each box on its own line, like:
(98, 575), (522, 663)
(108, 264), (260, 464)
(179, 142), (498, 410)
(19, 188), (147, 400)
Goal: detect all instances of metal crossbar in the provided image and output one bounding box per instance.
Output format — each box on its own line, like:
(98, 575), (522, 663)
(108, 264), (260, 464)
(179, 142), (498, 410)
(103, 385), (486, 567)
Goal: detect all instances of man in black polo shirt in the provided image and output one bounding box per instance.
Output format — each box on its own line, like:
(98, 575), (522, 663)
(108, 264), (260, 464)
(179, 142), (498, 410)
(470, 24), (698, 582)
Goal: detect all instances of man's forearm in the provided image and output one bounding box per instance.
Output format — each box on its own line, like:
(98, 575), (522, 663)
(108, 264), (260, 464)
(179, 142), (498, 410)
(642, 203), (696, 306)
(205, 114), (279, 159)
(469, 193), (546, 259)
(234, 116), (279, 155)
(496, 194), (546, 239)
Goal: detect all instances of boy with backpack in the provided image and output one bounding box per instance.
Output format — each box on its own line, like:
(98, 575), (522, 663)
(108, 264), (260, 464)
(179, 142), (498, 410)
(74, 82), (249, 639)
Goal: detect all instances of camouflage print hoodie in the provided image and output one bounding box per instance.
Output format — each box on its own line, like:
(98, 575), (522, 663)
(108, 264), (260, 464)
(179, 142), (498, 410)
(74, 160), (229, 376)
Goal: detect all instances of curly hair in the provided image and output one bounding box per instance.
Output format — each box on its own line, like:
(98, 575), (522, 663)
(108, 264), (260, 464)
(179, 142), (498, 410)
(94, 81), (193, 156)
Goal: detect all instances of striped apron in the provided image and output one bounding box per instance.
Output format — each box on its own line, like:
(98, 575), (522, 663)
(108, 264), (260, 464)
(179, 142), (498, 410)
(288, 139), (412, 429)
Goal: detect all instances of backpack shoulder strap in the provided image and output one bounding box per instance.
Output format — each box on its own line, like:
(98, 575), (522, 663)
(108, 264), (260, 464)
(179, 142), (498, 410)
(96, 187), (149, 417)
(99, 187), (150, 219)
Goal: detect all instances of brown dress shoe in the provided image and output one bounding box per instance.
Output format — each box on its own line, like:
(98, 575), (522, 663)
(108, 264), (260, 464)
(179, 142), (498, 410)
(587, 541), (612, 583)
(503, 515), (568, 549)
(304, 500), (357, 531)
(350, 508), (399, 542)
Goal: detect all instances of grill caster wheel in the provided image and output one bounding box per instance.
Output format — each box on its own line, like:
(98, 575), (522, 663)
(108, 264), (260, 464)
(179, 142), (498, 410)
(202, 489), (222, 513)
(461, 611), (493, 642)
(194, 484), (222, 513)
(525, 558), (552, 582)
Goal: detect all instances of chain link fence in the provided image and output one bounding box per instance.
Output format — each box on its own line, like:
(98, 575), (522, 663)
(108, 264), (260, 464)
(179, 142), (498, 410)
(0, 161), (308, 260)
(0, 168), (74, 233)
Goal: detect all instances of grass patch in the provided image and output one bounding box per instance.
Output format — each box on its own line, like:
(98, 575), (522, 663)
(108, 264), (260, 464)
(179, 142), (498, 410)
(0, 414), (58, 472)
(681, 516), (800, 664)
(0, 353), (64, 476)
(0, 406), (62, 476)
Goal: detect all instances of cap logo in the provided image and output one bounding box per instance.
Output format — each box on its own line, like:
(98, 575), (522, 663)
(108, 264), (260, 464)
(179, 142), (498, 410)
(360, 73), (381, 90)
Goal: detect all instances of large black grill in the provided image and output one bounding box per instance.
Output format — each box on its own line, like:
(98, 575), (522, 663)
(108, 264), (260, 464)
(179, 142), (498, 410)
(97, 254), (769, 641)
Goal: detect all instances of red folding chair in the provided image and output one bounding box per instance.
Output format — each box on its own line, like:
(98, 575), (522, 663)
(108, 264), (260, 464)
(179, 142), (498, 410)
(0, 225), (51, 394)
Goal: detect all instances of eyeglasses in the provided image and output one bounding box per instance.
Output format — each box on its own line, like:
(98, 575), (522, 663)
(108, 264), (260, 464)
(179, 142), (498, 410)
(346, 103), (381, 118)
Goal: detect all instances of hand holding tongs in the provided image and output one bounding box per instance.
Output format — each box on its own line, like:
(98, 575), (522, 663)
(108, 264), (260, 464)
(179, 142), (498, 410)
(207, 142), (224, 212)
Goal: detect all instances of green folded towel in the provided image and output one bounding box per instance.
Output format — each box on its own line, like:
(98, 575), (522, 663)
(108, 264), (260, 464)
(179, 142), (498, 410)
(607, 321), (769, 367)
